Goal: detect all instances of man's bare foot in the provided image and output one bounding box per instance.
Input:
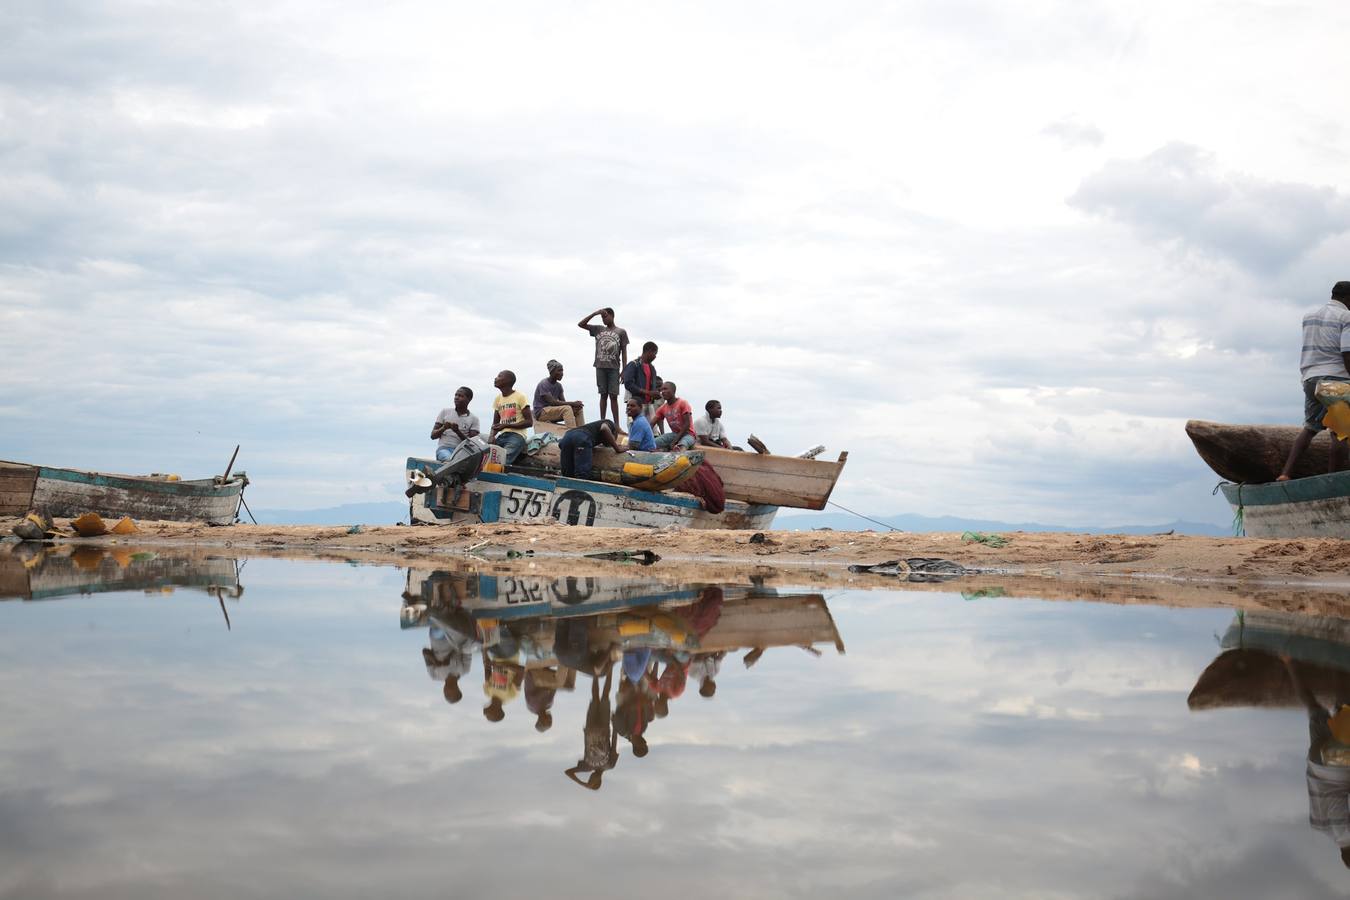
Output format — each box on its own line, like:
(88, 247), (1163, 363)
(1276, 474), (1292, 481)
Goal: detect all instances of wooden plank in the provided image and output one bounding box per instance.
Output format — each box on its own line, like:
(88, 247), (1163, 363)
(0, 489), (36, 514)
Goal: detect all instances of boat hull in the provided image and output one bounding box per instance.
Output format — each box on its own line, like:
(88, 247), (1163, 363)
(531, 422), (847, 509)
(0, 461), (245, 525)
(405, 457), (777, 530)
(1219, 473), (1350, 538)
(1186, 419), (1340, 483)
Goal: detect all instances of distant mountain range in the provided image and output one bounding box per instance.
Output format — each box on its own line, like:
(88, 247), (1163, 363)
(251, 500), (1230, 536)
(773, 511), (1230, 537)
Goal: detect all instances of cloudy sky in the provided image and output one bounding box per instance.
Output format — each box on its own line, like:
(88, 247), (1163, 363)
(4, 0), (1350, 525)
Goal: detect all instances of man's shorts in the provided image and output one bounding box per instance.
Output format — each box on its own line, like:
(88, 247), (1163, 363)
(1304, 376), (1350, 431)
(595, 367), (620, 395)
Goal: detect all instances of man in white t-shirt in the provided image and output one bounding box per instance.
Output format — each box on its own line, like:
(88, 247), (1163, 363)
(694, 399), (736, 450)
(430, 387), (484, 462)
(1279, 282), (1350, 480)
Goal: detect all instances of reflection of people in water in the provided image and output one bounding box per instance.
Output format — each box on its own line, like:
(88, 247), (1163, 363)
(425, 607), (479, 705)
(525, 668), (557, 732)
(481, 622), (525, 722)
(688, 651), (725, 698)
(565, 661), (619, 790)
(613, 668), (655, 758)
(1284, 657), (1350, 867)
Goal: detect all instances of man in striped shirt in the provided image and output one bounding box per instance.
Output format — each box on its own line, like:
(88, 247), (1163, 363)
(1279, 281), (1350, 480)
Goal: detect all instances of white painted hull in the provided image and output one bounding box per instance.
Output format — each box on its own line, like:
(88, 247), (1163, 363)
(1, 460), (245, 525)
(1220, 474), (1350, 539)
(405, 458), (777, 531)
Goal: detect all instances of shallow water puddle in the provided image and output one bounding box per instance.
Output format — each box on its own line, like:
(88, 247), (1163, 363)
(2, 547), (1349, 897)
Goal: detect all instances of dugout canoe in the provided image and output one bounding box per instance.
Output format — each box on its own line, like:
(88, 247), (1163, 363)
(1185, 419), (1339, 484)
(405, 457), (778, 531)
(532, 422), (848, 510)
(0, 460), (247, 526)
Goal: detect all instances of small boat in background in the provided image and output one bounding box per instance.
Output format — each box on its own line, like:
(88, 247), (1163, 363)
(0, 460), (247, 526)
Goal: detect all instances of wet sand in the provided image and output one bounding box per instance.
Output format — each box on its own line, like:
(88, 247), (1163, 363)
(7, 517), (1350, 616)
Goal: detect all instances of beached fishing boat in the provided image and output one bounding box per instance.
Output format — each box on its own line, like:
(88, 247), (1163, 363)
(532, 422), (848, 510)
(1186, 421), (1350, 537)
(0, 460), (247, 526)
(1186, 420), (1341, 483)
(405, 456), (778, 530)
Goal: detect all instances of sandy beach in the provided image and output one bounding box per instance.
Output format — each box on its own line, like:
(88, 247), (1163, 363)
(8, 517), (1350, 616)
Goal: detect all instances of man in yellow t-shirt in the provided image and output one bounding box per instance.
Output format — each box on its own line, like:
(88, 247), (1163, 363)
(490, 370), (534, 464)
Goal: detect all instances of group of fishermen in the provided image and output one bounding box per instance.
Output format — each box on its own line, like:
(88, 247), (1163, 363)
(429, 307), (738, 480)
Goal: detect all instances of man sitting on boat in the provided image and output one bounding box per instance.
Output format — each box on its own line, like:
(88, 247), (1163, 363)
(625, 397), (656, 451)
(430, 386), (484, 462)
(1279, 281), (1350, 481)
(489, 370), (534, 465)
(560, 419), (626, 479)
(694, 399), (737, 450)
(622, 341), (662, 424)
(533, 359), (586, 430)
(651, 382), (696, 450)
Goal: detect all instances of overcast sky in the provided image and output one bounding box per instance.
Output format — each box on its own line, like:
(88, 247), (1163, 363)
(4, 0), (1350, 525)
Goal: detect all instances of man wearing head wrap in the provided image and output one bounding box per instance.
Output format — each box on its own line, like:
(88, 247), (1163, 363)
(533, 360), (586, 430)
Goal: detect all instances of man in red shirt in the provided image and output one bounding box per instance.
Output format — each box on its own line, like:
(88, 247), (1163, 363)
(651, 381), (695, 450)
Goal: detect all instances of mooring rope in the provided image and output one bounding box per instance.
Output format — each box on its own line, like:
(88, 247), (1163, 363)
(825, 499), (901, 532)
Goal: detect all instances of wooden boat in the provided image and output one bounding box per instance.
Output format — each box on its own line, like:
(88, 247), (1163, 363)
(1186, 420), (1340, 483)
(1, 545), (242, 602)
(406, 457), (777, 530)
(0, 460), (247, 525)
(532, 422), (848, 510)
(1185, 420), (1350, 537)
(511, 439), (704, 493)
(1213, 473), (1350, 538)
(1188, 611), (1350, 710)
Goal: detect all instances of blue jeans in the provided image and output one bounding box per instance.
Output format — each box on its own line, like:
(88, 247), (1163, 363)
(653, 431), (695, 451)
(559, 429), (595, 477)
(493, 431), (527, 464)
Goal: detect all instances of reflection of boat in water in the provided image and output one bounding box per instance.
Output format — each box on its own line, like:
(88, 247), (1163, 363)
(401, 569), (845, 654)
(0, 460), (247, 525)
(0, 545), (243, 602)
(1188, 611), (1350, 709)
(405, 459), (779, 530)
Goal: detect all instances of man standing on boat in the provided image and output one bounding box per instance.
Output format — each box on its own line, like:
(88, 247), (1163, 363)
(533, 360), (586, 430)
(578, 307), (629, 427)
(622, 341), (662, 423)
(430, 386), (484, 462)
(489, 370), (533, 465)
(1278, 281), (1350, 481)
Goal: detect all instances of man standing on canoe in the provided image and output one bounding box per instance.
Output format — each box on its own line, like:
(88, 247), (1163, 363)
(578, 307), (629, 427)
(1279, 281), (1350, 481)
(622, 341), (662, 423)
(533, 360), (586, 430)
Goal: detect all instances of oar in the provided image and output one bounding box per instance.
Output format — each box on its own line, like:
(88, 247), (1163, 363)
(221, 444), (240, 482)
